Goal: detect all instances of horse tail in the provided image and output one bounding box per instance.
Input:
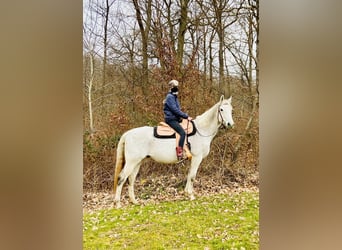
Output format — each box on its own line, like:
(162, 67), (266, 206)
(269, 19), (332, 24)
(113, 133), (126, 194)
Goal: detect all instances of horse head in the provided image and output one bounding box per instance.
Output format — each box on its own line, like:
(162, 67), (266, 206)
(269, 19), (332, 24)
(218, 95), (234, 129)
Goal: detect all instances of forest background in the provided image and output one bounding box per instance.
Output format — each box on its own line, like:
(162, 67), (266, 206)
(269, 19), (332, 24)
(83, 0), (259, 203)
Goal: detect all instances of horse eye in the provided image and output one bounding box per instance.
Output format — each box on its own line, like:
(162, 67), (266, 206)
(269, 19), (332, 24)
(220, 108), (223, 111)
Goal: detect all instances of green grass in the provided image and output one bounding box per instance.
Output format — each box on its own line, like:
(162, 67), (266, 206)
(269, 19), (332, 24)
(83, 191), (259, 249)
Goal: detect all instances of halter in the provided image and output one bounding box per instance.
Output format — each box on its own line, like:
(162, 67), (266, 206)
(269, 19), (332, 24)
(195, 106), (226, 137)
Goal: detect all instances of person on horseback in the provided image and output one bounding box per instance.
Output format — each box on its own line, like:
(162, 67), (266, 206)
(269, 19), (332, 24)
(163, 79), (192, 160)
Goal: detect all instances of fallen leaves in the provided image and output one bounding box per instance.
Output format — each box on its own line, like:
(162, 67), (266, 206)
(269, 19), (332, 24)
(83, 174), (258, 213)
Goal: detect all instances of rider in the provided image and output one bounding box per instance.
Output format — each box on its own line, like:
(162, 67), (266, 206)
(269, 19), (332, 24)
(163, 79), (192, 160)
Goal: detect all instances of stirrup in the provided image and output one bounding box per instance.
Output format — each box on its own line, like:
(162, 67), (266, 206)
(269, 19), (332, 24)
(176, 157), (187, 164)
(176, 152), (188, 163)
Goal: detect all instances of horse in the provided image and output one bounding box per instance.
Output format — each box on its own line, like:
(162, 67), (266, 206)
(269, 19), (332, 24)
(113, 95), (234, 208)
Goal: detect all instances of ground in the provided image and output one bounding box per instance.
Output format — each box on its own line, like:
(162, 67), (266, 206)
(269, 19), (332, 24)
(83, 174), (258, 213)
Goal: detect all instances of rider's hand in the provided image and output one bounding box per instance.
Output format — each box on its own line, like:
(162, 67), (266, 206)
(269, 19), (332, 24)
(187, 117), (193, 121)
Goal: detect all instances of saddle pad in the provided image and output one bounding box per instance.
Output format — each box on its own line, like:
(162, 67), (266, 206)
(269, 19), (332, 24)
(154, 120), (196, 138)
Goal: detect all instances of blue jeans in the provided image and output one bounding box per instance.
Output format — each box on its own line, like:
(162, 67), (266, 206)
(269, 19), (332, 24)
(165, 119), (186, 147)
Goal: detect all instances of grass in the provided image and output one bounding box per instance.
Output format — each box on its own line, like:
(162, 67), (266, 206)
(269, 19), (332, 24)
(83, 191), (259, 249)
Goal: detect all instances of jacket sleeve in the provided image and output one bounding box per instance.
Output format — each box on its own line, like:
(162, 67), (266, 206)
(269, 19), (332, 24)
(165, 95), (188, 119)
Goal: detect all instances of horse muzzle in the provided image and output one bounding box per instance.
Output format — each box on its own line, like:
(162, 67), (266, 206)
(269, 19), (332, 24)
(225, 122), (234, 129)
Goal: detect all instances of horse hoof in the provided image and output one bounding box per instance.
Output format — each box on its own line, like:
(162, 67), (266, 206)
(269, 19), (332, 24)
(190, 195), (195, 201)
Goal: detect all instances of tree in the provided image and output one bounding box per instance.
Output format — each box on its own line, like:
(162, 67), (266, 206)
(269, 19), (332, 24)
(196, 0), (241, 94)
(83, 0), (103, 135)
(225, 0), (258, 100)
(224, 0), (259, 164)
(177, 0), (190, 69)
(132, 0), (152, 90)
(87, 53), (96, 135)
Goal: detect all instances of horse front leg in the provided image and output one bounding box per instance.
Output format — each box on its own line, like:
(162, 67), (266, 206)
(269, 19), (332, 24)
(185, 156), (202, 200)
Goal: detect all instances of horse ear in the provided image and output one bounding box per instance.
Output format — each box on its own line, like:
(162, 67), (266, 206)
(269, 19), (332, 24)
(220, 95), (224, 103)
(227, 96), (232, 104)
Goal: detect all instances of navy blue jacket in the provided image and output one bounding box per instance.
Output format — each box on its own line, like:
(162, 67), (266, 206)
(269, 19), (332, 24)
(163, 92), (188, 122)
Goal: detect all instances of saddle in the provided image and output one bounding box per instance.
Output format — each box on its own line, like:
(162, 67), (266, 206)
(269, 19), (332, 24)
(153, 119), (196, 138)
(154, 120), (196, 162)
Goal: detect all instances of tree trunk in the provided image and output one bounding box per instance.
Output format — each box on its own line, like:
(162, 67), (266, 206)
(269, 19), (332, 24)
(132, 0), (151, 100)
(217, 19), (224, 91)
(88, 54), (95, 136)
(255, 0), (259, 97)
(177, 0), (189, 70)
(101, 0), (110, 111)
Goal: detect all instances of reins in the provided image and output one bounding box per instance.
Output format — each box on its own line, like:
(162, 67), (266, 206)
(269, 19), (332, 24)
(185, 120), (191, 150)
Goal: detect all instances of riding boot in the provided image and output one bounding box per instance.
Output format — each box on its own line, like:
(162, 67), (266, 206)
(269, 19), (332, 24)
(176, 146), (184, 160)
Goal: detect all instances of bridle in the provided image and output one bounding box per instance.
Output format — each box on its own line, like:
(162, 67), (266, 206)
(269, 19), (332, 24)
(217, 106), (227, 129)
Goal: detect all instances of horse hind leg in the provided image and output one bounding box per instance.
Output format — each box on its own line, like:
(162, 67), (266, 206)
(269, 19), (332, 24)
(128, 164), (141, 205)
(114, 173), (126, 208)
(114, 160), (140, 208)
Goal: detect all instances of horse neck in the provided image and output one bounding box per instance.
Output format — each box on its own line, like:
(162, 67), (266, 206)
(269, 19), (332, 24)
(195, 103), (220, 135)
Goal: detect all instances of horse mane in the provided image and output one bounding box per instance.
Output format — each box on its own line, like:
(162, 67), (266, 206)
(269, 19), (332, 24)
(194, 102), (220, 128)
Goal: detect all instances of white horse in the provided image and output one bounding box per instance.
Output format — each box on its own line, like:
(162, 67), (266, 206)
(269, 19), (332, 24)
(113, 95), (234, 208)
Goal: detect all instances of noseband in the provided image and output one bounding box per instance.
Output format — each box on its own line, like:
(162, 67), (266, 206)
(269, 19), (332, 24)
(217, 106), (226, 128)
